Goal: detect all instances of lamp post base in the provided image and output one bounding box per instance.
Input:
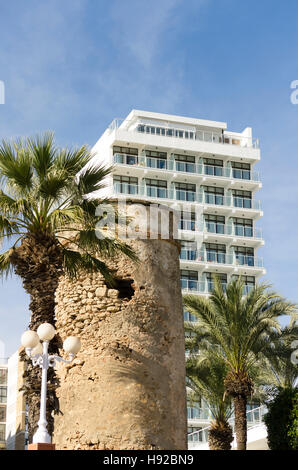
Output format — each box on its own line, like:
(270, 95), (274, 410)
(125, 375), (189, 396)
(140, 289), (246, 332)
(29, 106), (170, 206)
(28, 443), (56, 450)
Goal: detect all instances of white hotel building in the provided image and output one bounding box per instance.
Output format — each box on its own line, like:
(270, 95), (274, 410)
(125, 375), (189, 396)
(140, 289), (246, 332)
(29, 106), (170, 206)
(92, 109), (265, 439)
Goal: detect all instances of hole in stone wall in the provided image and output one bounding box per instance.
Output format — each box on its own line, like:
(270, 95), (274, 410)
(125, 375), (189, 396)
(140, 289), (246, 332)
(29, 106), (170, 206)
(114, 279), (135, 299)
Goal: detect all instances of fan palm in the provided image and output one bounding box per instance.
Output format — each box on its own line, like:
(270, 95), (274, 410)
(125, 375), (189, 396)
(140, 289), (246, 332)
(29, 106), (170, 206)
(183, 276), (296, 450)
(0, 132), (136, 439)
(185, 347), (233, 450)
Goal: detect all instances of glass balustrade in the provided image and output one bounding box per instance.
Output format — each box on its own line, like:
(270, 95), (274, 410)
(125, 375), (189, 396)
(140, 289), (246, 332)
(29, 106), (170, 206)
(146, 186), (168, 199)
(181, 279), (203, 292)
(235, 255), (263, 267)
(145, 157), (167, 170)
(180, 250), (263, 268)
(203, 251), (230, 264)
(180, 249), (197, 261)
(179, 220), (196, 231)
(113, 153), (138, 165)
(187, 407), (210, 420)
(175, 190), (196, 202)
(199, 193), (227, 206)
(207, 281), (227, 292)
(113, 182), (139, 195)
(175, 161), (197, 173)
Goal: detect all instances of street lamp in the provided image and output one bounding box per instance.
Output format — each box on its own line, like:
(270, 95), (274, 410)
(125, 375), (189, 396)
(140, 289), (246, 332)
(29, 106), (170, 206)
(21, 323), (81, 444)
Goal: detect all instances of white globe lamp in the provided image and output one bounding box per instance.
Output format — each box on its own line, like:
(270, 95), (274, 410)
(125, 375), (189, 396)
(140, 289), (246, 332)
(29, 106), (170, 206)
(21, 330), (39, 349)
(37, 323), (56, 342)
(63, 336), (81, 355)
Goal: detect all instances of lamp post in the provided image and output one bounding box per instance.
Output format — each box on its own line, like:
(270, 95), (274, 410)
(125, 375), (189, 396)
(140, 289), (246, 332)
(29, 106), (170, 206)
(21, 323), (81, 446)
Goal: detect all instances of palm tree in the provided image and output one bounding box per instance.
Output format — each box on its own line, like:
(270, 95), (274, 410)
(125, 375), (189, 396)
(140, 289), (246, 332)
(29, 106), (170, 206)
(185, 345), (233, 450)
(0, 133), (136, 439)
(183, 276), (296, 450)
(260, 325), (298, 393)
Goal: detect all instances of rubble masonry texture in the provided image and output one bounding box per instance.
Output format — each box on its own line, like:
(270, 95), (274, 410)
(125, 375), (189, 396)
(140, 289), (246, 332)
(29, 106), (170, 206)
(53, 237), (187, 450)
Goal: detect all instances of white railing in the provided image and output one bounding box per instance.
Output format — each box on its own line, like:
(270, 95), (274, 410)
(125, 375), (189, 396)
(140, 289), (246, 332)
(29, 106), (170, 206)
(109, 119), (260, 149)
(113, 183), (262, 211)
(113, 154), (261, 182)
(187, 405), (267, 447)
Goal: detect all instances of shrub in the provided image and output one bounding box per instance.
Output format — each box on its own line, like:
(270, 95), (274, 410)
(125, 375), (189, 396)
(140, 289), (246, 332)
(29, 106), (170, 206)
(264, 388), (298, 450)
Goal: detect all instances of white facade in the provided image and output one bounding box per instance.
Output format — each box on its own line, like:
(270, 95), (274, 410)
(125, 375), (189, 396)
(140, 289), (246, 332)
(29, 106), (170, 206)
(0, 359), (8, 449)
(91, 109), (265, 434)
(5, 350), (27, 450)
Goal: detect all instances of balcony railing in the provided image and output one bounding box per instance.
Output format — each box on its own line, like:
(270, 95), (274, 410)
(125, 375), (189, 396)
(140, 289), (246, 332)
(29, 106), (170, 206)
(180, 250), (263, 268)
(187, 407), (210, 420)
(109, 119), (260, 149)
(187, 405), (267, 446)
(181, 279), (227, 293)
(179, 220), (196, 231)
(181, 279), (255, 294)
(179, 221), (263, 240)
(113, 154), (261, 182)
(113, 183), (262, 211)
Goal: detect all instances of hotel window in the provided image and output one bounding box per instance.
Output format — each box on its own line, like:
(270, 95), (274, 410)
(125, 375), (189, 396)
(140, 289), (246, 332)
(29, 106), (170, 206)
(145, 150), (167, 169)
(174, 154), (195, 173)
(180, 211), (196, 231)
(145, 178), (167, 198)
(233, 246), (254, 266)
(0, 387), (7, 404)
(203, 186), (224, 205)
(206, 272), (227, 291)
(0, 424), (5, 442)
(0, 406), (6, 423)
(231, 161), (251, 180)
(204, 214), (225, 234)
(203, 157), (223, 177)
(232, 189), (252, 208)
(175, 182), (196, 202)
(180, 241), (197, 261)
(155, 127), (166, 136)
(184, 131), (194, 139)
(184, 309), (197, 322)
(0, 369), (7, 386)
(113, 146), (138, 165)
(233, 217), (253, 237)
(181, 270), (198, 291)
(204, 243), (226, 264)
(232, 275), (255, 293)
(113, 175), (138, 194)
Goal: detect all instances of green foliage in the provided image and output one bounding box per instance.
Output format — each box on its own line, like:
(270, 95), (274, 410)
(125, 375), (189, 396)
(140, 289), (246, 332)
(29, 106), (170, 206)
(0, 132), (137, 281)
(186, 351), (232, 425)
(288, 391), (298, 449)
(264, 387), (298, 450)
(183, 276), (297, 379)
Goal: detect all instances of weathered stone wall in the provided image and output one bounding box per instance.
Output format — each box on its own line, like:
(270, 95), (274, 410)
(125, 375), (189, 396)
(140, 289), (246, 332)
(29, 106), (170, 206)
(53, 237), (187, 450)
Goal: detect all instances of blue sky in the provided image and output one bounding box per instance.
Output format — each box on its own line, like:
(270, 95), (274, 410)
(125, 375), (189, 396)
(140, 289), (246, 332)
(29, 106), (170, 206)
(0, 0), (298, 356)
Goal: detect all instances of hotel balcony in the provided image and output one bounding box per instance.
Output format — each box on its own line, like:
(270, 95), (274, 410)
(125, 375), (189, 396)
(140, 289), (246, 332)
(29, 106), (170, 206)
(178, 221), (263, 247)
(113, 154), (261, 190)
(181, 279), (256, 296)
(179, 250), (265, 276)
(108, 118), (260, 161)
(113, 183), (262, 218)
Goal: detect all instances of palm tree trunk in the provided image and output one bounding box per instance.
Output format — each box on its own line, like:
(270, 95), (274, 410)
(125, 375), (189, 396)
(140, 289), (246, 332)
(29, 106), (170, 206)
(208, 421), (233, 450)
(233, 395), (247, 450)
(11, 235), (63, 442)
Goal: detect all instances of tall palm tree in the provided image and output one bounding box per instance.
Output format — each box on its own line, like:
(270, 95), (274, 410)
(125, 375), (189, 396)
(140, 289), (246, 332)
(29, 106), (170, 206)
(185, 347), (233, 450)
(0, 133), (136, 439)
(183, 276), (296, 450)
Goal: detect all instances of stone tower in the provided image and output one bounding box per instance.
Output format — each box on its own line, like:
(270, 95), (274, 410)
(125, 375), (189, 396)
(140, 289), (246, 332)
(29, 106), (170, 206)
(53, 203), (187, 449)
